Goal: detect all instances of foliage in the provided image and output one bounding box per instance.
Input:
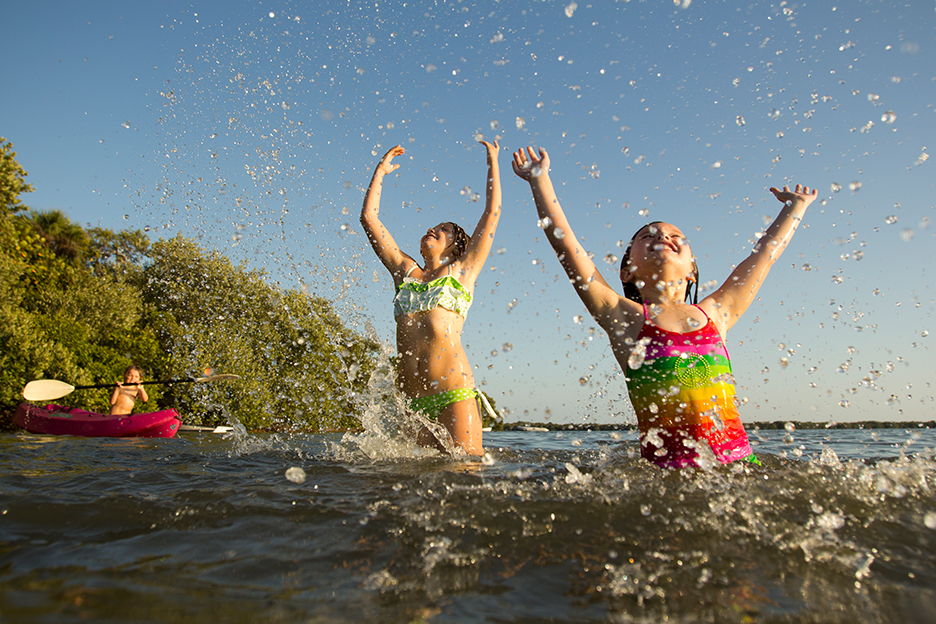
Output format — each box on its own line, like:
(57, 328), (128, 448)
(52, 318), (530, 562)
(0, 137), (33, 215)
(139, 236), (379, 431)
(0, 139), (378, 432)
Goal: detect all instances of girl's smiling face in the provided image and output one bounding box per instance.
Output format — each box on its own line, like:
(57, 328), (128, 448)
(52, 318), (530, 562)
(420, 222), (456, 256)
(621, 222), (696, 289)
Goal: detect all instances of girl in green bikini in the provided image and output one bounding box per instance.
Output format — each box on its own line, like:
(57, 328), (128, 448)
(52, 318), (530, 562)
(361, 141), (502, 455)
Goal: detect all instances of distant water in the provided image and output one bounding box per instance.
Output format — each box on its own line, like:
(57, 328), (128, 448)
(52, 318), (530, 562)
(1, 427), (934, 623)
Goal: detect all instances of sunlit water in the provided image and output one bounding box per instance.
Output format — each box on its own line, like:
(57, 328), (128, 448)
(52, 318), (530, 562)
(1, 427), (934, 623)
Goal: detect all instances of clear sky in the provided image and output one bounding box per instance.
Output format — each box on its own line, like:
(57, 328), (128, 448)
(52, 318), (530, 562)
(3, 0), (935, 424)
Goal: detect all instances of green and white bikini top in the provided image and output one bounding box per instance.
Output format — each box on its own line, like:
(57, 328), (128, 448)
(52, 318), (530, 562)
(393, 264), (473, 319)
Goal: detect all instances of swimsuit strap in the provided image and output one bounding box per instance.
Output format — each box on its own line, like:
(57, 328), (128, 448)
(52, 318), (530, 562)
(643, 303), (712, 326)
(404, 264), (418, 278)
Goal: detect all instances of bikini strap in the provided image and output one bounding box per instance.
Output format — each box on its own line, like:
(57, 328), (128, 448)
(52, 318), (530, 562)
(404, 264), (418, 278)
(642, 302), (650, 320)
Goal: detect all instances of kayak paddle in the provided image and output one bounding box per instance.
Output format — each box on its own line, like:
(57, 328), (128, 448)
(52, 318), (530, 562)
(22, 374), (241, 402)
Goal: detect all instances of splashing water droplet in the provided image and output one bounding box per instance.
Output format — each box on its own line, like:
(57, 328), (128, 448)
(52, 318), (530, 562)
(537, 217), (552, 229)
(578, 376), (589, 385)
(884, 215), (898, 225)
(736, 115), (746, 127)
(849, 181), (861, 192)
(553, 227), (565, 239)
(924, 512), (936, 530)
(515, 117), (526, 130)
(638, 208), (649, 217)
(496, 247), (506, 255)
(901, 229), (915, 241)
(564, 2), (578, 18)
(121, 121), (131, 129)
(830, 182), (842, 193)
(502, 342), (514, 352)
(285, 467), (306, 484)
(573, 315), (584, 324)
(881, 111), (897, 123)
(604, 253), (618, 265)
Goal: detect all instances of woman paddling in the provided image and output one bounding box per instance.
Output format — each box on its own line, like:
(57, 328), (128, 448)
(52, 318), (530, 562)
(361, 141), (502, 455)
(512, 145), (817, 468)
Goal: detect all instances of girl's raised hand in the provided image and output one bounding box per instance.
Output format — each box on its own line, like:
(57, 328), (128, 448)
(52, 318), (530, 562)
(511, 146), (550, 181)
(769, 183), (818, 207)
(479, 139), (500, 165)
(375, 145), (405, 177)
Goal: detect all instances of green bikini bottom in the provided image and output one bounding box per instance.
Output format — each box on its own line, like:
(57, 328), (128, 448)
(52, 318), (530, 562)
(410, 387), (500, 422)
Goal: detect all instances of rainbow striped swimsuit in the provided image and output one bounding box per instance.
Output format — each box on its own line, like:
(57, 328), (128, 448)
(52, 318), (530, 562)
(625, 304), (756, 468)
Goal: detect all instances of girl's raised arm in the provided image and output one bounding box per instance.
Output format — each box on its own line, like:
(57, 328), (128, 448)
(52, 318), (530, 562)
(700, 183), (817, 334)
(512, 146), (634, 331)
(455, 141), (502, 286)
(360, 145), (414, 283)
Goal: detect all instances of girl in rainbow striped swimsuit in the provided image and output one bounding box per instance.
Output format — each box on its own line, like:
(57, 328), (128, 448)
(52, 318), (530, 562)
(512, 146), (817, 468)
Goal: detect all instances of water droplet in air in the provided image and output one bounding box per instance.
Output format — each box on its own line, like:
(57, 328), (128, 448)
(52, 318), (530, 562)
(736, 115), (746, 127)
(921, 330), (929, 337)
(496, 247), (506, 254)
(123, 214), (129, 220)
(604, 254), (618, 265)
(515, 117), (526, 130)
(900, 229), (914, 242)
(564, 2), (578, 18)
(884, 215), (898, 225)
(268, 12), (275, 18)
(830, 182), (842, 193)
(285, 467), (306, 484)
(849, 181), (861, 192)
(121, 121), (131, 129)
(638, 208), (649, 217)
(537, 217), (552, 228)
(881, 111), (896, 124)
(502, 342), (514, 352)
(553, 227), (565, 239)
(924, 512), (936, 530)
(769, 109), (780, 120)
(573, 315), (584, 324)
(578, 376), (589, 385)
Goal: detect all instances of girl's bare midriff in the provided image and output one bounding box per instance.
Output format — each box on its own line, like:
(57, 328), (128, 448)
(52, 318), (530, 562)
(395, 308), (474, 398)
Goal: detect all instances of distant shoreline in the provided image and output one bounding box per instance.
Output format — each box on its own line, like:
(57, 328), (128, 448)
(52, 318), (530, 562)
(501, 420), (936, 432)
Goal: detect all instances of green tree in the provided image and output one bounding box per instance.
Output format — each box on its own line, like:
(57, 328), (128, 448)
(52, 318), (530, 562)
(139, 236), (379, 431)
(0, 137), (33, 215)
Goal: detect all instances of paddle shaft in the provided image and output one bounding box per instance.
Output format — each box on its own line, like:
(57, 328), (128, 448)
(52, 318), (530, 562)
(69, 378), (201, 391)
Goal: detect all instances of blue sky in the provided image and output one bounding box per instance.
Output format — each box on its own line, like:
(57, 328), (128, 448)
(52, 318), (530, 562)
(3, 0), (935, 424)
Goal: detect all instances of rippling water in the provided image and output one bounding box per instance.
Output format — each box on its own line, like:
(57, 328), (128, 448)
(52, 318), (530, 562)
(1, 427), (934, 623)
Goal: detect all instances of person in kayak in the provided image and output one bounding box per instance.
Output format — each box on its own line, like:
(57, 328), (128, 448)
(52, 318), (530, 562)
(110, 365), (149, 415)
(361, 141), (502, 455)
(511, 145), (817, 468)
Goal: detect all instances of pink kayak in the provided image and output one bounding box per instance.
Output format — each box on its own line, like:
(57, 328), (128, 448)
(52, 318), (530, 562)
(13, 403), (181, 438)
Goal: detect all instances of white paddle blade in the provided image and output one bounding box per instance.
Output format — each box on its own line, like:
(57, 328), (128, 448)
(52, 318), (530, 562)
(23, 379), (76, 401)
(195, 374), (241, 383)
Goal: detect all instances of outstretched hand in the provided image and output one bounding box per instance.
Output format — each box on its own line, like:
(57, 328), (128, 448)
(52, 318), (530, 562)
(479, 139), (500, 165)
(769, 183), (817, 207)
(375, 145), (405, 177)
(512, 146), (550, 181)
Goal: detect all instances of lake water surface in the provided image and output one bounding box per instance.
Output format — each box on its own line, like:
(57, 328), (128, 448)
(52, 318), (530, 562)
(1, 427), (934, 623)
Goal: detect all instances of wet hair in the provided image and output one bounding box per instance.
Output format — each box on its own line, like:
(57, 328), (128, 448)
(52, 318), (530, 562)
(620, 222), (699, 305)
(448, 222), (470, 259)
(123, 365), (143, 380)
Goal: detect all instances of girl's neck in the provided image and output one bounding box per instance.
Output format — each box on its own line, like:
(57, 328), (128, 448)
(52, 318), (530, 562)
(422, 253), (453, 273)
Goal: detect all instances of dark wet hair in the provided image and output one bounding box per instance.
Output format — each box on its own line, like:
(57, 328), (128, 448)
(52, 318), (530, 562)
(620, 222), (699, 305)
(448, 222), (470, 259)
(123, 365), (143, 379)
